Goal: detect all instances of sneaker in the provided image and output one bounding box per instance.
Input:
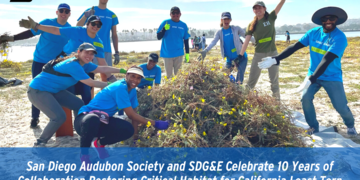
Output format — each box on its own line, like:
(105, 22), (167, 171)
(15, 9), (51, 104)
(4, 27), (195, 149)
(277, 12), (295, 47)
(33, 139), (46, 147)
(80, 154), (91, 171)
(30, 118), (39, 128)
(347, 127), (358, 136)
(305, 128), (319, 135)
(91, 138), (109, 159)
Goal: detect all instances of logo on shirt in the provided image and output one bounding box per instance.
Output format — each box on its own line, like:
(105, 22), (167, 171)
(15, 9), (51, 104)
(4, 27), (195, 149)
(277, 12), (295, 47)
(263, 21), (271, 27)
(224, 33), (232, 36)
(178, 27), (184, 30)
(112, 14), (117, 18)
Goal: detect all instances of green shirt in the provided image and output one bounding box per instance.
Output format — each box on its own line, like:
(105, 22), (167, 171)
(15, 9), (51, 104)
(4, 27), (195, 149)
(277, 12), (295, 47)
(246, 10), (277, 53)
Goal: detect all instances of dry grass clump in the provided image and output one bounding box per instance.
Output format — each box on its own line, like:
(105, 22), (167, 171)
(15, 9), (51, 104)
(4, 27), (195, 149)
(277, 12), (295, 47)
(133, 61), (307, 147)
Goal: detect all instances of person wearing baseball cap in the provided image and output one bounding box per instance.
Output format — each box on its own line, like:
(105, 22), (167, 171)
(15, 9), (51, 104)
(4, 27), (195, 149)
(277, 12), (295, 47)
(137, 53), (162, 88)
(0, 3), (72, 128)
(19, 14), (114, 106)
(77, 0), (120, 67)
(198, 12), (255, 85)
(258, 7), (357, 136)
(157, 6), (191, 77)
(28, 43), (126, 147)
(238, 0), (286, 101)
(76, 65), (170, 163)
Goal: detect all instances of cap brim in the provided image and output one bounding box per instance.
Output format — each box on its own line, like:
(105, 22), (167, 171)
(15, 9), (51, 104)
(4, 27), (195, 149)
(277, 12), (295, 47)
(221, 16), (231, 19)
(82, 48), (97, 54)
(312, 6), (347, 25)
(253, 4), (265, 8)
(127, 68), (145, 78)
(58, 7), (70, 10)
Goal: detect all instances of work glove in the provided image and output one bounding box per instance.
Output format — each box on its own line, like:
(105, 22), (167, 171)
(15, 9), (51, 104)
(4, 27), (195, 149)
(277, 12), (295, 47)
(84, 6), (95, 18)
(258, 57), (277, 69)
(145, 78), (154, 82)
(0, 35), (14, 43)
(233, 54), (244, 66)
(296, 77), (311, 93)
(113, 53), (120, 65)
(184, 53), (190, 63)
(154, 120), (170, 130)
(119, 68), (127, 74)
(197, 50), (207, 61)
(107, 75), (117, 83)
(19, 16), (39, 32)
(164, 21), (170, 30)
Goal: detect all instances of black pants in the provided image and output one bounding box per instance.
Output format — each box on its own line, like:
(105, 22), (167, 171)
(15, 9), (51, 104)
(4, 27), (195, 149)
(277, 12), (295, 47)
(67, 73), (94, 105)
(74, 113), (134, 154)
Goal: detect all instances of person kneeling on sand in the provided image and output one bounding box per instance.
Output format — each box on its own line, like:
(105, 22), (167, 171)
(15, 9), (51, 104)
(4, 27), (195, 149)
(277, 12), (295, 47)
(75, 66), (170, 164)
(28, 43), (125, 146)
(258, 7), (357, 136)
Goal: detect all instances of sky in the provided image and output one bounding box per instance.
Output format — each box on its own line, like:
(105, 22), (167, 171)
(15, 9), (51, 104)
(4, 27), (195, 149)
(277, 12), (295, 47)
(0, 0), (359, 34)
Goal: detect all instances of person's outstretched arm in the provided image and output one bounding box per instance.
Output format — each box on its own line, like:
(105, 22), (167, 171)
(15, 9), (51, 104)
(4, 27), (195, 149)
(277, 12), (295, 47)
(274, 0), (286, 15)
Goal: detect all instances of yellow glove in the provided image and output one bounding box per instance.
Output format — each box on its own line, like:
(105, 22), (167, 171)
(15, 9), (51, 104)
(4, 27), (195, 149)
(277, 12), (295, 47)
(185, 53), (190, 63)
(164, 22), (170, 30)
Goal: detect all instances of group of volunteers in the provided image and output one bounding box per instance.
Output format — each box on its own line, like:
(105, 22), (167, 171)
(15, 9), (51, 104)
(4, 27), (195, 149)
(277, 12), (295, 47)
(0, 0), (357, 163)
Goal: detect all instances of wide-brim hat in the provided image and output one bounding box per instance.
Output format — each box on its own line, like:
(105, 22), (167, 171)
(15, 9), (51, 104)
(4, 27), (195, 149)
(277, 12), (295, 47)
(312, 6), (347, 25)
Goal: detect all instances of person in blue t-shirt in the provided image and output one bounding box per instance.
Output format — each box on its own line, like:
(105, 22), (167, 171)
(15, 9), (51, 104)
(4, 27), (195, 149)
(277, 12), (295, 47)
(1, 3), (71, 128)
(77, 0), (120, 66)
(138, 53), (162, 88)
(285, 31), (290, 44)
(259, 7), (357, 136)
(19, 15), (113, 105)
(75, 66), (169, 163)
(28, 43), (126, 146)
(199, 12), (255, 84)
(201, 34), (206, 50)
(157, 6), (191, 78)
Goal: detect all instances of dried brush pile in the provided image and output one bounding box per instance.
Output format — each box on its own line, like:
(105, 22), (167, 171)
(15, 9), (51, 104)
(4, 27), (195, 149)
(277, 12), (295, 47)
(133, 61), (307, 147)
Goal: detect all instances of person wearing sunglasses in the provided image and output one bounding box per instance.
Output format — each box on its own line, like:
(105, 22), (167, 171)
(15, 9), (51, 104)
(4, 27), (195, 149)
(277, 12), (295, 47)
(258, 7), (357, 136)
(19, 15), (113, 106)
(0, 3), (72, 129)
(77, 0), (120, 66)
(157, 6), (191, 78)
(238, 0), (286, 101)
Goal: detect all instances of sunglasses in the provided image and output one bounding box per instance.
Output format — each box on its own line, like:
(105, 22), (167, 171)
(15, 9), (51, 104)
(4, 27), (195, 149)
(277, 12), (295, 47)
(171, 12), (180, 15)
(59, 9), (70, 14)
(90, 22), (102, 28)
(321, 16), (337, 22)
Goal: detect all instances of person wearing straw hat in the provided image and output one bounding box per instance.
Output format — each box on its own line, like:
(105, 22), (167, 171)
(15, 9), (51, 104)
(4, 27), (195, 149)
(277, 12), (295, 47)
(258, 6), (357, 136)
(198, 12), (255, 85)
(0, 3), (72, 128)
(239, 0), (286, 101)
(75, 65), (170, 163)
(28, 43), (126, 146)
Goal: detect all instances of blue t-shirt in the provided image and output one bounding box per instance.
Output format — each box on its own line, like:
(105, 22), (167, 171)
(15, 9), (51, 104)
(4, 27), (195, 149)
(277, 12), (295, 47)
(222, 29), (248, 64)
(78, 79), (139, 116)
(299, 27), (347, 82)
(31, 18), (71, 63)
(77, 7), (119, 53)
(29, 58), (98, 93)
(60, 27), (105, 58)
(138, 63), (162, 88)
(157, 19), (191, 58)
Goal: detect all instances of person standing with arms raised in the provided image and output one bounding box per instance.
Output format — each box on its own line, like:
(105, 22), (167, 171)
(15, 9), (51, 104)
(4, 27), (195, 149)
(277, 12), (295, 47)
(77, 0), (120, 68)
(0, 3), (72, 128)
(258, 7), (357, 136)
(239, 0), (286, 101)
(157, 6), (191, 78)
